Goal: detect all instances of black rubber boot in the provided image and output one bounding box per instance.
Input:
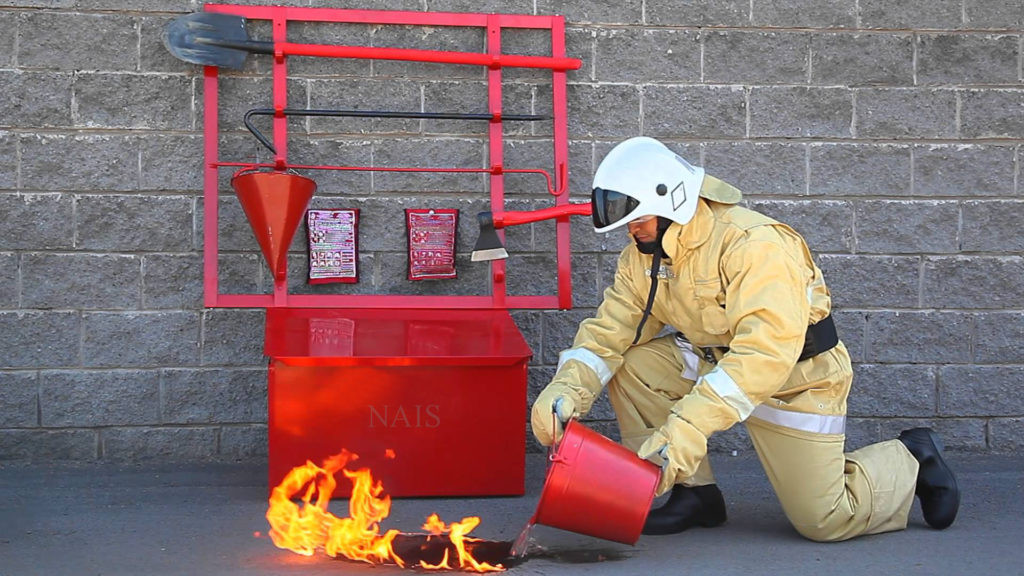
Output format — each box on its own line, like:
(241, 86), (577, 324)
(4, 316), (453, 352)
(641, 484), (727, 536)
(898, 427), (961, 529)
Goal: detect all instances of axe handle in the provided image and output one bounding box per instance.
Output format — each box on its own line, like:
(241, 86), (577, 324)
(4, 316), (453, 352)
(493, 203), (592, 228)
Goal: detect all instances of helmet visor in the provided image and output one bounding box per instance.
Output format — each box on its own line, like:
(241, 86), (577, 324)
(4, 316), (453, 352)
(592, 187), (640, 230)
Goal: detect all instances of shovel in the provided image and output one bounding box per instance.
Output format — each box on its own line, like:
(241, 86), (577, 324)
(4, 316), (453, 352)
(163, 12), (583, 71)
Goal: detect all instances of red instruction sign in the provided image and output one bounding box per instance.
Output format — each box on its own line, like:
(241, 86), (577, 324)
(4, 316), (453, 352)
(406, 208), (458, 280)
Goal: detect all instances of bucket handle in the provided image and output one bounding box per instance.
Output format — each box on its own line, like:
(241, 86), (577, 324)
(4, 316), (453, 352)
(548, 411), (574, 464)
(230, 165), (305, 181)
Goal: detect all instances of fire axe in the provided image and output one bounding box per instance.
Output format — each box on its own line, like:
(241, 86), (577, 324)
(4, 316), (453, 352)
(471, 203), (593, 261)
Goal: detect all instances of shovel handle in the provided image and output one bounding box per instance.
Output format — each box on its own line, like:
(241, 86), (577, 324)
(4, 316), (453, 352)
(277, 41), (582, 70)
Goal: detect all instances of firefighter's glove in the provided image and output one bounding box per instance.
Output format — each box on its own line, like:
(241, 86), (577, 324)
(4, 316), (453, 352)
(531, 383), (580, 447)
(638, 411), (707, 497)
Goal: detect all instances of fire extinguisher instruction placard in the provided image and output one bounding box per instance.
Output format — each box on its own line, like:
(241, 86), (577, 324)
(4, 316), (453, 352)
(406, 209), (458, 280)
(307, 209), (359, 284)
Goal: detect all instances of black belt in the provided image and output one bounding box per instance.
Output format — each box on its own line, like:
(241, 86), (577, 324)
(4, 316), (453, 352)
(799, 314), (839, 362)
(697, 314), (839, 364)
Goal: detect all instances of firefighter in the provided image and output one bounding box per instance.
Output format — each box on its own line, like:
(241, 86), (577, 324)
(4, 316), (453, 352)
(531, 137), (960, 541)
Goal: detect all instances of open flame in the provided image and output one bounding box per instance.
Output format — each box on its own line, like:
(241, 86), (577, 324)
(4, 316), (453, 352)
(265, 449), (505, 572)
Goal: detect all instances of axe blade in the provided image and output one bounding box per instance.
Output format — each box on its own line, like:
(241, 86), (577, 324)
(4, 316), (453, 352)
(470, 211), (509, 261)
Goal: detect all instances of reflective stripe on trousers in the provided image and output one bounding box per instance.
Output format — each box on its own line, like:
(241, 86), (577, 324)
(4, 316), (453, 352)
(749, 403), (846, 435)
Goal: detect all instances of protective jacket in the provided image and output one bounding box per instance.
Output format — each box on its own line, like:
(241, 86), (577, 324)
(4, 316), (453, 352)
(548, 175), (851, 482)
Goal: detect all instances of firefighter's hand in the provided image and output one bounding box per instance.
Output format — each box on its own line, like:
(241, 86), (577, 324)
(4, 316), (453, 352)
(531, 383), (579, 446)
(638, 412), (705, 497)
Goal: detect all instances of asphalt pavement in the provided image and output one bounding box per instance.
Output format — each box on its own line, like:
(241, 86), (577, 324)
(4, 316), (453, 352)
(0, 452), (1021, 576)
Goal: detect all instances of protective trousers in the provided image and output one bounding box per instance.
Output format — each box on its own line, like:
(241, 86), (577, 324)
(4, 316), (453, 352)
(607, 335), (919, 542)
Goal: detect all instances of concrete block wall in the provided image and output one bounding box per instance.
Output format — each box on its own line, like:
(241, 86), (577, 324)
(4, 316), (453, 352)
(0, 0), (1021, 461)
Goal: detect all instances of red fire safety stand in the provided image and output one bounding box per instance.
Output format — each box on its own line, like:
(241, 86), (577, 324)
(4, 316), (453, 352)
(265, 308), (532, 496)
(197, 4), (581, 497)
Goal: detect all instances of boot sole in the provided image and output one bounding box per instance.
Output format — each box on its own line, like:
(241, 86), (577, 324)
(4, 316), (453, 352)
(641, 517), (725, 536)
(918, 429), (961, 529)
(641, 505), (727, 535)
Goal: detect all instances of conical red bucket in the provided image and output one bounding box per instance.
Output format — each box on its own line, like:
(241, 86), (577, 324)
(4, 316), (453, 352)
(230, 169), (316, 281)
(534, 419), (660, 545)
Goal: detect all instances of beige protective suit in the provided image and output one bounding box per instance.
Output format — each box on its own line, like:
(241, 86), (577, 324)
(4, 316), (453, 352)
(532, 175), (919, 542)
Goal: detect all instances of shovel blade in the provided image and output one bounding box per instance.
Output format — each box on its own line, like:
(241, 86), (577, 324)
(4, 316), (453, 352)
(163, 12), (250, 69)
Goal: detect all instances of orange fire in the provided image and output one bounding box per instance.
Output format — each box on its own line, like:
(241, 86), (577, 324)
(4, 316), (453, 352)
(265, 450), (504, 572)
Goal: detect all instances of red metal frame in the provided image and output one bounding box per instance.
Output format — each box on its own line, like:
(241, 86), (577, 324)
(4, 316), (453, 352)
(201, 4), (579, 310)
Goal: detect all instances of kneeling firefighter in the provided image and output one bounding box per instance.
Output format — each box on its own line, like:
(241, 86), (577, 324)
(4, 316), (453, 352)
(531, 137), (960, 541)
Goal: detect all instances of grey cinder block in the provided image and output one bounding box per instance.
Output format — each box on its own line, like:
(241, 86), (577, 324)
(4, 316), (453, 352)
(20, 134), (138, 192)
(750, 87), (852, 138)
(809, 143), (912, 197)
(854, 200), (959, 254)
(816, 255), (920, 309)
(201, 309), (266, 367)
(22, 253), (141, 310)
(960, 89), (1024, 139)
(705, 142), (806, 198)
(0, 194), (74, 250)
(0, 429), (97, 460)
(913, 144), (1016, 197)
(939, 366), (1024, 417)
(811, 33), (913, 86)
(916, 34), (1019, 85)
(18, 12), (137, 71)
(865, 311), (971, 364)
(75, 73), (192, 130)
(0, 71), (73, 128)
(859, 0), (963, 29)
(0, 311), (81, 369)
(704, 30), (809, 85)
(594, 28), (701, 84)
(922, 256), (1024, 309)
(102, 426), (218, 462)
(161, 368), (267, 424)
(848, 364), (937, 418)
(82, 311), (200, 367)
(752, 0), (856, 28)
(0, 371), (38, 428)
(855, 88), (956, 139)
(76, 195), (193, 252)
(644, 85), (746, 139)
(40, 370), (160, 427)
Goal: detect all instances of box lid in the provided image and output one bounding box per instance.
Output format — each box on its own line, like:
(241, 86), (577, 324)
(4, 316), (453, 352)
(264, 308), (533, 366)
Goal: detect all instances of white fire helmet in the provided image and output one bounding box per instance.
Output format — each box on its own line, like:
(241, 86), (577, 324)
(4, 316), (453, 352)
(591, 137), (706, 233)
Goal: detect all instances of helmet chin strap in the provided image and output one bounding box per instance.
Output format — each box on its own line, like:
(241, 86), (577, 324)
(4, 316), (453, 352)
(632, 217), (672, 345)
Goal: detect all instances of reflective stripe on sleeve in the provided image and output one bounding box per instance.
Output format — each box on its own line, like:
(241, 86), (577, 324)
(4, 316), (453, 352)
(750, 404), (846, 435)
(673, 334), (700, 381)
(699, 366), (756, 421)
(557, 347), (613, 386)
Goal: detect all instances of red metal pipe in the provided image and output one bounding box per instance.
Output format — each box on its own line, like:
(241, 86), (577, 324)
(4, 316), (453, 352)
(203, 67), (220, 308)
(213, 162), (566, 196)
(486, 15), (508, 308)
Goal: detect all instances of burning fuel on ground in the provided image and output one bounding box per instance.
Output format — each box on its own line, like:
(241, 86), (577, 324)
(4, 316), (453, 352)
(264, 449), (513, 571)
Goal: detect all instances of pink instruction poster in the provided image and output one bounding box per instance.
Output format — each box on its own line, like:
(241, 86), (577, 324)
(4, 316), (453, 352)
(307, 209), (359, 284)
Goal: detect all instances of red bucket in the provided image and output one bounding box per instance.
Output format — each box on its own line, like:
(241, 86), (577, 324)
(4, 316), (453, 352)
(534, 419), (660, 545)
(230, 169), (316, 281)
